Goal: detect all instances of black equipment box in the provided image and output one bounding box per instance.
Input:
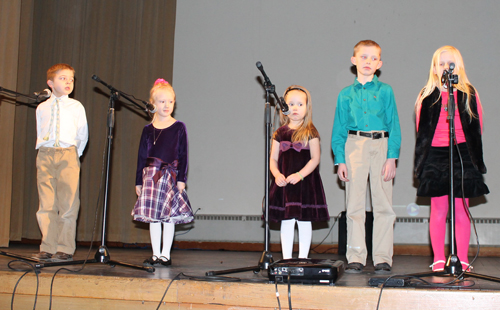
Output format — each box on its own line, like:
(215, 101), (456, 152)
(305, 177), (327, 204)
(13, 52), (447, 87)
(368, 276), (411, 287)
(338, 211), (373, 255)
(268, 258), (344, 285)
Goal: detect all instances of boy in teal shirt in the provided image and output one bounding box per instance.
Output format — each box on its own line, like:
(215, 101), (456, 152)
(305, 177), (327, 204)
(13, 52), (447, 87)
(331, 40), (401, 274)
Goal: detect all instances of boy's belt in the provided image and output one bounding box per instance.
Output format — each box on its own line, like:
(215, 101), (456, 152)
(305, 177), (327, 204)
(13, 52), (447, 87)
(348, 130), (389, 139)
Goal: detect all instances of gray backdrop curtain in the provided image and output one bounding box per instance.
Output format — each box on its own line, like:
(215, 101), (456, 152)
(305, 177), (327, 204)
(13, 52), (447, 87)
(1, 0), (176, 246)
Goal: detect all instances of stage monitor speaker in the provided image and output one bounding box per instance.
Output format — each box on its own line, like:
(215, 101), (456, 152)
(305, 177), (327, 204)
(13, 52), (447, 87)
(338, 211), (373, 255)
(268, 258), (344, 285)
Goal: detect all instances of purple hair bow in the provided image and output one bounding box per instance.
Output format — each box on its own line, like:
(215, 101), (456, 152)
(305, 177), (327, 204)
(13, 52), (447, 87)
(280, 141), (308, 152)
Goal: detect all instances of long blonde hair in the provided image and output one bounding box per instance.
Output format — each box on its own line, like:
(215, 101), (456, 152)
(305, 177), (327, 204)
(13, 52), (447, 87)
(149, 78), (175, 122)
(280, 85), (319, 146)
(415, 46), (475, 117)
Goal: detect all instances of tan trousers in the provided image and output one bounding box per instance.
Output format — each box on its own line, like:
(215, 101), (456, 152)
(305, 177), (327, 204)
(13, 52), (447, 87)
(36, 146), (80, 254)
(345, 133), (396, 266)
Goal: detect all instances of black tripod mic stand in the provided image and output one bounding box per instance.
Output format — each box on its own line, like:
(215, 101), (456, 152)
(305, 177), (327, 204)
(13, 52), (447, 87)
(206, 62), (288, 277)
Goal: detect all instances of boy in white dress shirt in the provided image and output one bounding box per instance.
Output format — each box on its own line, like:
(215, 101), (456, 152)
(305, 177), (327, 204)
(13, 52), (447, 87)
(33, 63), (88, 261)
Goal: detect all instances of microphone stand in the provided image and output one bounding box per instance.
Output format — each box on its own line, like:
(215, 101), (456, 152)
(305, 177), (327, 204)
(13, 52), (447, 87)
(371, 64), (500, 286)
(1, 78), (154, 272)
(0, 87), (50, 260)
(0, 86), (43, 108)
(440, 65), (462, 275)
(206, 62), (284, 276)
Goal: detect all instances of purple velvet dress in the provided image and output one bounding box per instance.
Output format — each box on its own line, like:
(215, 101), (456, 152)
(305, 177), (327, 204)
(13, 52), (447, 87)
(132, 121), (193, 224)
(269, 126), (329, 222)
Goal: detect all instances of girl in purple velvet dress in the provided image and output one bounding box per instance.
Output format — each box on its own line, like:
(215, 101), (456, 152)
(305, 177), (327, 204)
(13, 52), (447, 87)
(269, 85), (329, 260)
(132, 79), (193, 267)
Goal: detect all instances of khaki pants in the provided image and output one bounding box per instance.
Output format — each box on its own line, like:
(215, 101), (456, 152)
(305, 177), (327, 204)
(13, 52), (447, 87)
(36, 146), (80, 254)
(345, 133), (396, 266)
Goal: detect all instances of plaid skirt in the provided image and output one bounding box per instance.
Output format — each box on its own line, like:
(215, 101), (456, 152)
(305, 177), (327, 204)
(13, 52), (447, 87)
(132, 157), (194, 224)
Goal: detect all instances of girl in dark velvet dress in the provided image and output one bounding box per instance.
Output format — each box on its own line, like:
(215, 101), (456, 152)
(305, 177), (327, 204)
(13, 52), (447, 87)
(132, 79), (193, 267)
(414, 46), (488, 272)
(269, 85), (329, 259)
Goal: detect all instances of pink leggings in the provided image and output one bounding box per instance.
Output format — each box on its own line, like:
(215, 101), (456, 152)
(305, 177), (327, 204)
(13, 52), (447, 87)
(430, 195), (471, 264)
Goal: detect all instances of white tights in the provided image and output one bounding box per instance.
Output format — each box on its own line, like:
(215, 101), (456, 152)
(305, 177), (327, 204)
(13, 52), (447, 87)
(280, 219), (312, 259)
(149, 222), (175, 259)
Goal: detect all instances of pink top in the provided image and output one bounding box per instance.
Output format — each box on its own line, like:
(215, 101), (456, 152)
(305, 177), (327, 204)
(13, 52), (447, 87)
(416, 90), (483, 147)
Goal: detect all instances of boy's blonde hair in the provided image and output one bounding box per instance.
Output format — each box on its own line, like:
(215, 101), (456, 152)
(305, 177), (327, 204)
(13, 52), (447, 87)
(150, 79), (175, 122)
(416, 46), (475, 118)
(47, 63), (75, 81)
(353, 40), (381, 57)
(280, 85), (319, 146)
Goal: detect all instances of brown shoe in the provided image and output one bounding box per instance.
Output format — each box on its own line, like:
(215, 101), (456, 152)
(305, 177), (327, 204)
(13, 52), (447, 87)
(374, 263), (392, 274)
(345, 262), (364, 274)
(32, 251), (53, 260)
(53, 252), (73, 261)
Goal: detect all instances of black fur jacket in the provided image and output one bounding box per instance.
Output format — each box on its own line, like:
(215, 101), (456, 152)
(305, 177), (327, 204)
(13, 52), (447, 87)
(414, 86), (486, 178)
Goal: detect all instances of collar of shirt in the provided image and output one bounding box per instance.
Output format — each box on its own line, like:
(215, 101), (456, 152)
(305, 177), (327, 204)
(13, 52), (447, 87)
(353, 75), (379, 89)
(47, 94), (70, 104)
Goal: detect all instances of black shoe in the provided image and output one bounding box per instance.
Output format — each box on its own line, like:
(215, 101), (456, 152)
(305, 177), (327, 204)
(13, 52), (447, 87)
(345, 262), (364, 274)
(374, 263), (391, 274)
(158, 256), (172, 267)
(143, 255), (160, 266)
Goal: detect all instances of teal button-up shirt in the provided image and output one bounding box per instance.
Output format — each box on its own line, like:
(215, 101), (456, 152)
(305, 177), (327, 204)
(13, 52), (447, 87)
(331, 75), (401, 164)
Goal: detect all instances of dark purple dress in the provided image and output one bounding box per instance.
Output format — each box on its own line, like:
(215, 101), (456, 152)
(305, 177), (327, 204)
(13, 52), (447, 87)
(268, 126), (329, 222)
(132, 121), (193, 224)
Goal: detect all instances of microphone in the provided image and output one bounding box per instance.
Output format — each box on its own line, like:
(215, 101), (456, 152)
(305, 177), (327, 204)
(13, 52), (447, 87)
(256, 61), (271, 84)
(34, 89), (52, 102)
(92, 74), (154, 113)
(441, 69), (449, 85)
(255, 61), (290, 116)
(143, 101), (157, 113)
(279, 97), (290, 116)
(92, 74), (115, 91)
(441, 62), (456, 85)
(91, 74), (102, 83)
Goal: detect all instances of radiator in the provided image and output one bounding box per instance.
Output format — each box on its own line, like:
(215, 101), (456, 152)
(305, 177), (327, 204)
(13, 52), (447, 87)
(174, 211), (500, 246)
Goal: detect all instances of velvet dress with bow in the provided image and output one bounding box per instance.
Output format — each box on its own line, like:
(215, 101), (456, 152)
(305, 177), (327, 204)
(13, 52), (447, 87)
(132, 121), (194, 224)
(269, 125), (329, 222)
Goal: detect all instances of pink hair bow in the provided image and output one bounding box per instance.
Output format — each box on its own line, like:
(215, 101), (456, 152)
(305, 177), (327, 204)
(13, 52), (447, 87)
(154, 78), (169, 85)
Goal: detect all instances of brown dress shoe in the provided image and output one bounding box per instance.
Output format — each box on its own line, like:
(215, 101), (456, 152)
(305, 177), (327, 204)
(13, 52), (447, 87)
(33, 251), (53, 260)
(53, 252), (73, 261)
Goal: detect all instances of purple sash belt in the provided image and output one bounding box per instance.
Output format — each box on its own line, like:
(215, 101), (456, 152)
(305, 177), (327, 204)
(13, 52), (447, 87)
(146, 157), (178, 184)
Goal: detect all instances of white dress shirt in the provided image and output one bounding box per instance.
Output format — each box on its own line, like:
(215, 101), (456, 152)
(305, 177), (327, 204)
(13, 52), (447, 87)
(35, 94), (88, 157)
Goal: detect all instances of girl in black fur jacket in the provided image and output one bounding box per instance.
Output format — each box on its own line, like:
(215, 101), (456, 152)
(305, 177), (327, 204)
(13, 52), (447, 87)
(414, 46), (488, 272)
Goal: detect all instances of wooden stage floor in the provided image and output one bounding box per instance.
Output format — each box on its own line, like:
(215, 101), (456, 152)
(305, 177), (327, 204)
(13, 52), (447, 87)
(2, 244), (500, 309)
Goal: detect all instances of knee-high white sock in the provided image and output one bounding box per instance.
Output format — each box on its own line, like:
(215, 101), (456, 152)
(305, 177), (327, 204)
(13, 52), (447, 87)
(297, 220), (312, 259)
(150, 223), (162, 258)
(281, 219), (296, 259)
(161, 222), (175, 259)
